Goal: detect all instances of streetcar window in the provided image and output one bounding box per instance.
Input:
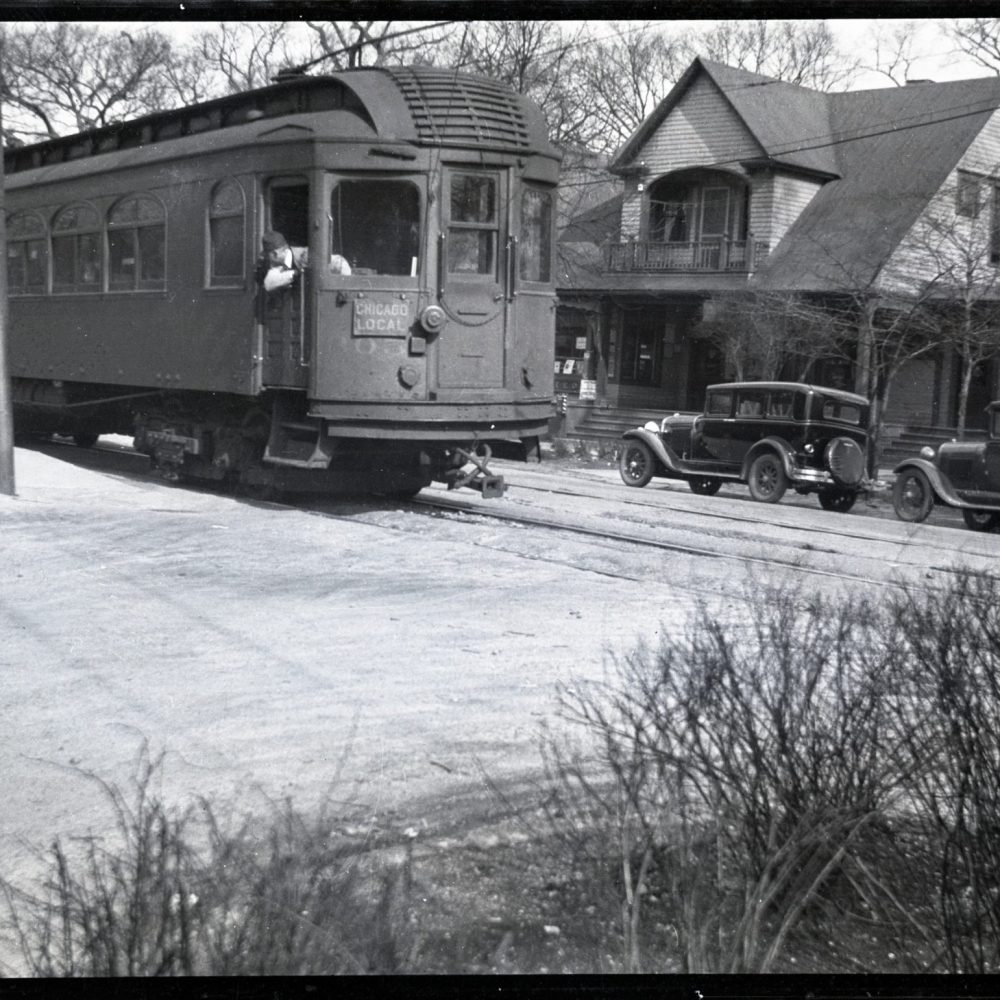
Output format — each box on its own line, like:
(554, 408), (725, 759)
(6, 212), (47, 295)
(108, 195), (166, 292)
(520, 187), (552, 283)
(448, 173), (497, 276)
(329, 179), (420, 276)
(52, 203), (102, 293)
(208, 180), (246, 287)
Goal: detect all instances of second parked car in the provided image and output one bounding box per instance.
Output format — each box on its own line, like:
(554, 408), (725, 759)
(891, 401), (1000, 531)
(619, 381), (871, 511)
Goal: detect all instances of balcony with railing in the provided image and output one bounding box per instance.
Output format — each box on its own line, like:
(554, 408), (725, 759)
(604, 236), (767, 273)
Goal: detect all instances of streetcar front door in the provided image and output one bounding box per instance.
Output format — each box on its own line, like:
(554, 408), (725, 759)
(437, 168), (509, 390)
(259, 176), (310, 388)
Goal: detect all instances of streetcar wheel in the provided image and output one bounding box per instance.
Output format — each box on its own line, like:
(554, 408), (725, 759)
(619, 441), (655, 488)
(892, 468), (934, 523)
(747, 453), (787, 503)
(818, 488), (857, 513)
(73, 431), (99, 449)
(688, 477), (722, 496)
(962, 508), (999, 532)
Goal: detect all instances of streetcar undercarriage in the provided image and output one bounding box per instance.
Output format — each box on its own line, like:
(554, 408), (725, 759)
(13, 379), (528, 497)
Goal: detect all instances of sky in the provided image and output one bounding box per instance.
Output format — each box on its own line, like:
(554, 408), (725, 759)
(118, 17), (992, 92)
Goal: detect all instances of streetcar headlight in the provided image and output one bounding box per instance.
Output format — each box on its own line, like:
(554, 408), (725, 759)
(419, 305), (447, 334)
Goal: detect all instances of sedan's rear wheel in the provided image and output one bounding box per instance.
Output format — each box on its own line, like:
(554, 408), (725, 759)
(747, 452), (788, 503)
(619, 441), (655, 488)
(687, 477), (722, 496)
(818, 488), (857, 513)
(892, 468), (934, 523)
(73, 431), (99, 449)
(962, 508), (999, 532)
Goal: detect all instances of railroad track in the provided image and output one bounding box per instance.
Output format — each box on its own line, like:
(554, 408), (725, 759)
(488, 469), (985, 562)
(404, 490), (973, 595)
(30, 438), (998, 594)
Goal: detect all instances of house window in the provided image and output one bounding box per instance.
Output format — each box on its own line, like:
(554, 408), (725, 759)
(208, 180), (245, 286)
(957, 170), (981, 218)
(519, 187), (552, 283)
(108, 194), (165, 291)
(619, 310), (662, 385)
(52, 203), (102, 293)
(329, 178), (420, 276)
(6, 212), (48, 295)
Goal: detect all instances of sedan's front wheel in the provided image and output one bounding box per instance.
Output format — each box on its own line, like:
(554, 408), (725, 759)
(619, 440), (655, 488)
(747, 452), (788, 503)
(892, 468), (934, 523)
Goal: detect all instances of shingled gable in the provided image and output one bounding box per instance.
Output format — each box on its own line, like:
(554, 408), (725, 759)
(754, 75), (1000, 292)
(610, 57), (839, 179)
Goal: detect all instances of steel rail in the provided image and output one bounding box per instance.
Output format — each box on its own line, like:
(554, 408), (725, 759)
(408, 493), (941, 593)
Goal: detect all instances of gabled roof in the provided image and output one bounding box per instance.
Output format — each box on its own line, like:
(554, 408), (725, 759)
(611, 57), (839, 179)
(755, 75), (1000, 291)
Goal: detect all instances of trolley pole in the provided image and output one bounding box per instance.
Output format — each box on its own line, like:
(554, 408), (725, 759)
(0, 55), (14, 497)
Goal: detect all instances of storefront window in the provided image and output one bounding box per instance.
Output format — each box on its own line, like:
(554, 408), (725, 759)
(618, 311), (662, 385)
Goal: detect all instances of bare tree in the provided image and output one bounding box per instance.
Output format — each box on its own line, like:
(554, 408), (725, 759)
(693, 20), (861, 92)
(569, 24), (692, 155)
(440, 21), (593, 149)
(946, 18), (1000, 76)
(0, 23), (175, 142)
(868, 21), (925, 86)
(302, 21), (451, 70)
(693, 291), (845, 382)
(195, 22), (301, 93)
(781, 239), (950, 472)
(898, 172), (1000, 436)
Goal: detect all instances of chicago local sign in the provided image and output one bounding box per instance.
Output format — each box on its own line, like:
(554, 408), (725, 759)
(353, 298), (413, 337)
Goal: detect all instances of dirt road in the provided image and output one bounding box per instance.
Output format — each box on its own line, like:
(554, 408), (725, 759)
(3, 442), (998, 957)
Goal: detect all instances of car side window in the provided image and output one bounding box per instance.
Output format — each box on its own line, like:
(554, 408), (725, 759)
(736, 390), (766, 417)
(768, 390), (795, 418)
(706, 391), (732, 416)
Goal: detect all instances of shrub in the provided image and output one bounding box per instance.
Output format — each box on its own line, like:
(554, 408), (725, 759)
(1, 748), (412, 976)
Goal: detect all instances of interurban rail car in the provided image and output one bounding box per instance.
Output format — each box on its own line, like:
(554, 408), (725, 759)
(5, 67), (561, 497)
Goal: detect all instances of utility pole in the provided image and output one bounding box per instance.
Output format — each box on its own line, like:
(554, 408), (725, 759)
(0, 40), (14, 497)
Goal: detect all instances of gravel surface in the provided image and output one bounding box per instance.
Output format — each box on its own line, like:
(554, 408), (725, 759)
(2, 439), (998, 975)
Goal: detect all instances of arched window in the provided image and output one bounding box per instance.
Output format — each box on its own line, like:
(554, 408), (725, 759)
(208, 180), (245, 287)
(7, 212), (48, 295)
(52, 203), (101, 293)
(108, 194), (166, 291)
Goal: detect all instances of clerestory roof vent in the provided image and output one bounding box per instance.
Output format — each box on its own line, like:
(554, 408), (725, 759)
(386, 67), (531, 150)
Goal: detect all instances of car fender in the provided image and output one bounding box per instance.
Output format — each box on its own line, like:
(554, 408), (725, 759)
(740, 437), (797, 481)
(892, 457), (1000, 511)
(622, 427), (685, 475)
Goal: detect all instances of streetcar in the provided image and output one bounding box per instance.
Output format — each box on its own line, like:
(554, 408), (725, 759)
(4, 67), (561, 497)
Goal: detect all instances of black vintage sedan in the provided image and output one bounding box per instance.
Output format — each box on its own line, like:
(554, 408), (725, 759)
(619, 381), (871, 511)
(891, 402), (1000, 531)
